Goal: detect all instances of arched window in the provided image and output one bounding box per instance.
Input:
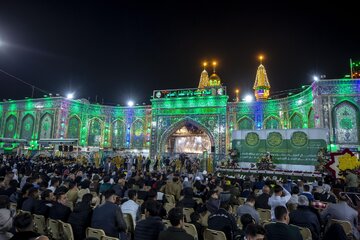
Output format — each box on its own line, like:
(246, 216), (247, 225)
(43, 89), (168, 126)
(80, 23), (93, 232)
(67, 116), (81, 139)
(264, 116), (280, 129)
(88, 118), (102, 146)
(290, 113), (303, 129)
(4, 115), (17, 138)
(131, 119), (144, 149)
(20, 114), (34, 140)
(238, 117), (254, 130)
(333, 101), (359, 144)
(111, 120), (126, 148)
(39, 114), (53, 139)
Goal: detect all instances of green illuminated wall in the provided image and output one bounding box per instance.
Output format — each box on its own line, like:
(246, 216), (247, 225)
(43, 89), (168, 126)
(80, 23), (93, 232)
(0, 79), (359, 156)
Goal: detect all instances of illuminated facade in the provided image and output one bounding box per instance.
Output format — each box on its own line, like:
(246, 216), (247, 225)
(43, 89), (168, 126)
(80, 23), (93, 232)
(0, 63), (360, 161)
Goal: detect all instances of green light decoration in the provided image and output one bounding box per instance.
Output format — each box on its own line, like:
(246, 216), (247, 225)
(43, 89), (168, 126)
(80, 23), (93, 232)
(289, 113), (303, 129)
(131, 119), (145, 149)
(111, 120), (126, 149)
(238, 117), (254, 130)
(20, 114), (34, 140)
(67, 116), (81, 139)
(88, 118), (102, 146)
(39, 114), (53, 139)
(264, 116), (280, 129)
(4, 115), (17, 138)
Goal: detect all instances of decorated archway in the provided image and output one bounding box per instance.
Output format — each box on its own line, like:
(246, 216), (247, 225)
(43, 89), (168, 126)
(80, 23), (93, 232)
(332, 101), (360, 144)
(158, 118), (215, 154)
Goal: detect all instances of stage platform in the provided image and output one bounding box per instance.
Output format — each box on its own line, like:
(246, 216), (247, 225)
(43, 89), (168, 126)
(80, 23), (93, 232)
(217, 167), (322, 179)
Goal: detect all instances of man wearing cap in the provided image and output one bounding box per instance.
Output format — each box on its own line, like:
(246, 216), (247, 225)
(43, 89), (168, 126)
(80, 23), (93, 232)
(289, 195), (321, 240)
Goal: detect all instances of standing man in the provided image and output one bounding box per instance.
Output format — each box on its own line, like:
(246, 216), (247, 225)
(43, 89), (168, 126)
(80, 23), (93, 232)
(268, 185), (291, 220)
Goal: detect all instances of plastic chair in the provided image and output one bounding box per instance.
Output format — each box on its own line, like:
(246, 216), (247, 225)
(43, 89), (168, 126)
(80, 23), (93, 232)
(47, 218), (61, 240)
(298, 226), (312, 240)
(183, 207), (194, 222)
(257, 208), (271, 224)
(329, 219), (353, 236)
(123, 213), (135, 233)
(136, 199), (144, 206)
(33, 214), (47, 235)
(163, 219), (171, 228)
(86, 227), (106, 239)
(183, 223), (198, 240)
(9, 202), (17, 211)
(193, 197), (203, 205)
(238, 197), (246, 205)
(101, 236), (119, 240)
(203, 228), (227, 240)
(59, 220), (74, 240)
(165, 194), (176, 204)
(199, 211), (210, 227)
(164, 203), (175, 214)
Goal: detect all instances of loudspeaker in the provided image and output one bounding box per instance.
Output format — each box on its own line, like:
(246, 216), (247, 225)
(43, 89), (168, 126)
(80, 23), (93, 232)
(64, 145), (69, 151)
(58, 145), (63, 151)
(69, 145), (73, 152)
(211, 146), (215, 152)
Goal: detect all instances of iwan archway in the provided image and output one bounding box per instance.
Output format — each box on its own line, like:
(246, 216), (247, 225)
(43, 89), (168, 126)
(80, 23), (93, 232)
(159, 118), (215, 155)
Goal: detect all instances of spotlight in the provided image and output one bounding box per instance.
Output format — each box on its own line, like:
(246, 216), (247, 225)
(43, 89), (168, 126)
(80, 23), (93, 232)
(313, 76), (319, 81)
(127, 100), (134, 107)
(244, 95), (253, 102)
(66, 93), (74, 99)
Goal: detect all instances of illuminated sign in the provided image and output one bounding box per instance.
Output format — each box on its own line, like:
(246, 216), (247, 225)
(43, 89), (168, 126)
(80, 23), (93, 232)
(153, 86), (226, 99)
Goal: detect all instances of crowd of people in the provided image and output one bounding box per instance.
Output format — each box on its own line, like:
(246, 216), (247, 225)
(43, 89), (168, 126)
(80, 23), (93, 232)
(0, 152), (359, 240)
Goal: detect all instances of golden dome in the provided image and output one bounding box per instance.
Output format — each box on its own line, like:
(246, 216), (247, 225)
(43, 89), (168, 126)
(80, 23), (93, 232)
(209, 73), (221, 86)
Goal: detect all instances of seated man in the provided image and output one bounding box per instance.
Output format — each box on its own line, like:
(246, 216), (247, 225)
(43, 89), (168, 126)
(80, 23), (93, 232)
(321, 192), (359, 239)
(158, 207), (194, 240)
(289, 195), (321, 240)
(237, 193), (260, 224)
(134, 200), (165, 240)
(9, 212), (40, 240)
(91, 189), (127, 238)
(48, 191), (72, 222)
(245, 223), (266, 240)
(265, 206), (302, 240)
(208, 201), (239, 240)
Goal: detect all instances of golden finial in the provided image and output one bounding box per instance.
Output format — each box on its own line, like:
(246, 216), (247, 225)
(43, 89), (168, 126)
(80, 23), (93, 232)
(212, 61), (217, 73)
(203, 61), (208, 70)
(259, 55), (264, 64)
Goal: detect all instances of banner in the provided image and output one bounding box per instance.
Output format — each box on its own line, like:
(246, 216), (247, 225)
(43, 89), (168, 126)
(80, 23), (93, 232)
(232, 129), (328, 165)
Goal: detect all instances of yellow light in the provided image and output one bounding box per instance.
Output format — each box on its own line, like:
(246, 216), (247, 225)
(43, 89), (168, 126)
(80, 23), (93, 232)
(212, 61), (217, 66)
(203, 62), (207, 67)
(259, 55), (264, 61)
(235, 89), (239, 93)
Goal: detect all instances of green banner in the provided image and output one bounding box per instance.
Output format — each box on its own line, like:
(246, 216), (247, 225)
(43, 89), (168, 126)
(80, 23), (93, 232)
(232, 129), (327, 165)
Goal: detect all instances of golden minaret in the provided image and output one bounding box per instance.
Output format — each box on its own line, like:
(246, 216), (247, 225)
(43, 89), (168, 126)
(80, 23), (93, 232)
(198, 62), (209, 88)
(253, 56), (270, 100)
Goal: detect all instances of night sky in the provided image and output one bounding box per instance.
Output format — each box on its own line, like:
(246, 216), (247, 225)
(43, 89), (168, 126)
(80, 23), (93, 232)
(0, 1), (359, 105)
